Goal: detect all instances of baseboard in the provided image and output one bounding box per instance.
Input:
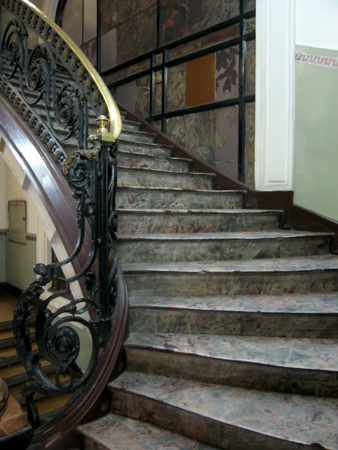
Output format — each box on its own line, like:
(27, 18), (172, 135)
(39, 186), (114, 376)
(0, 282), (6, 294)
(292, 204), (338, 254)
(4, 283), (23, 299)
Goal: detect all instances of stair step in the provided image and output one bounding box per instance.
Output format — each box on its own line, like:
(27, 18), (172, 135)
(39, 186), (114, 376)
(125, 332), (338, 397)
(118, 139), (173, 158)
(122, 119), (142, 132)
(109, 371), (338, 450)
(77, 413), (217, 450)
(116, 186), (245, 210)
(129, 293), (338, 338)
(117, 231), (332, 264)
(117, 150), (191, 173)
(117, 167), (214, 190)
(3, 360), (55, 387)
(123, 255), (338, 296)
(119, 130), (156, 143)
(117, 209), (282, 235)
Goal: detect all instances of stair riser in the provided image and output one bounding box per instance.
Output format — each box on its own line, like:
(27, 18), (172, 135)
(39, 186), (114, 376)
(122, 121), (141, 132)
(110, 390), (308, 450)
(129, 309), (338, 338)
(118, 212), (280, 235)
(126, 348), (338, 398)
(124, 271), (338, 296)
(118, 141), (172, 158)
(119, 131), (155, 143)
(117, 154), (190, 173)
(117, 169), (213, 190)
(117, 236), (330, 264)
(116, 189), (244, 210)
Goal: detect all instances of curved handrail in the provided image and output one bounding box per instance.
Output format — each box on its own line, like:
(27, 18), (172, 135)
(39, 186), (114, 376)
(0, 0), (127, 441)
(0, 89), (128, 449)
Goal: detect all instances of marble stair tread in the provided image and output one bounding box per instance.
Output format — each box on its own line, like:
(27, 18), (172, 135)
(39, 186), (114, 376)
(118, 166), (215, 178)
(116, 186), (245, 210)
(118, 139), (173, 158)
(125, 332), (338, 372)
(122, 254), (338, 274)
(129, 292), (338, 314)
(109, 371), (338, 450)
(117, 185), (245, 194)
(118, 167), (215, 190)
(117, 208), (282, 216)
(117, 151), (191, 173)
(118, 149), (191, 163)
(117, 231), (332, 263)
(122, 119), (142, 131)
(77, 413), (217, 450)
(117, 230), (333, 241)
(119, 130), (156, 143)
(117, 209), (281, 234)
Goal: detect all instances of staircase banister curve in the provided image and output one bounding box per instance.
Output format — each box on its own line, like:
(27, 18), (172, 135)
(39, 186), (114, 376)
(0, 94), (129, 449)
(2, 0), (122, 141)
(0, 1), (127, 447)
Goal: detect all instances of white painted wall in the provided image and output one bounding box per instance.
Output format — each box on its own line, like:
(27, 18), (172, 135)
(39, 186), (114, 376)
(0, 156), (6, 230)
(295, 0), (338, 50)
(0, 152), (39, 236)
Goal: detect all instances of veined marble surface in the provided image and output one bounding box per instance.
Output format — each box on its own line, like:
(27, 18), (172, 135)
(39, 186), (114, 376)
(110, 371), (338, 449)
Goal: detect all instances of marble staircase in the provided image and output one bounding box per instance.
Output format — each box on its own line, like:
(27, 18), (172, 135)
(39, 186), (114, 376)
(77, 110), (338, 450)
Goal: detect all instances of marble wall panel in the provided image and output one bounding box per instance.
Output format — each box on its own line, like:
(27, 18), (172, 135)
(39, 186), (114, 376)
(215, 106), (238, 179)
(135, 76), (151, 117)
(167, 116), (186, 149)
(168, 24), (240, 61)
(185, 110), (215, 165)
(105, 59), (151, 85)
(115, 81), (137, 112)
(246, 0), (256, 12)
(61, 0), (83, 47)
(137, 0), (157, 13)
(154, 120), (162, 131)
(117, 0), (137, 25)
(245, 39), (256, 95)
(245, 102), (255, 188)
(137, 5), (157, 55)
(101, 29), (117, 72)
(83, 0), (97, 43)
(215, 45), (239, 101)
(80, 38), (97, 68)
(162, 0), (188, 45)
(117, 16), (139, 64)
(187, 0), (233, 35)
(99, 0), (117, 35)
(167, 64), (186, 112)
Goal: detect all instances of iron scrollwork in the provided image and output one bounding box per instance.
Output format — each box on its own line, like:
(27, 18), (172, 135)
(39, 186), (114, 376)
(0, 15), (89, 162)
(13, 140), (119, 425)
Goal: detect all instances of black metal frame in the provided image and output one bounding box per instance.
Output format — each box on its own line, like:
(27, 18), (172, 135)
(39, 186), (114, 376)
(99, 0), (255, 182)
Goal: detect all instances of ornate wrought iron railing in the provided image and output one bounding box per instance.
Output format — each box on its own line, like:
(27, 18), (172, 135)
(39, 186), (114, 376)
(0, 0), (122, 432)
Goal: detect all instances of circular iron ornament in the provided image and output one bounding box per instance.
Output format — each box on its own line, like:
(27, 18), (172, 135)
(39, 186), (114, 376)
(68, 157), (90, 190)
(47, 326), (80, 363)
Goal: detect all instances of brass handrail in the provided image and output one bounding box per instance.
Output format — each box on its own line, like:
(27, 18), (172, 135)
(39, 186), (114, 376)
(3, 0), (122, 141)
